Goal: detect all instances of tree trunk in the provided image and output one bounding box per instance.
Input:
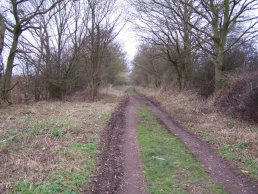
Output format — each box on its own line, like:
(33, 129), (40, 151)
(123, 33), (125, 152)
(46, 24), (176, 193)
(90, 79), (97, 101)
(215, 49), (224, 91)
(181, 69), (187, 89)
(177, 72), (183, 90)
(183, 1), (192, 83)
(34, 65), (41, 101)
(1, 30), (21, 102)
(0, 15), (5, 81)
(0, 15), (5, 56)
(211, 0), (228, 91)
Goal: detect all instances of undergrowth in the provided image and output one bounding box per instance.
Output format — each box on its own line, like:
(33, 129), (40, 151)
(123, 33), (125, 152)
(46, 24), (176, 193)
(0, 101), (117, 193)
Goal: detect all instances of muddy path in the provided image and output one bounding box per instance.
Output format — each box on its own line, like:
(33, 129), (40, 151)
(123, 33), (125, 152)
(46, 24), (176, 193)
(88, 97), (128, 193)
(88, 96), (147, 194)
(118, 96), (147, 194)
(89, 94), (258, 194)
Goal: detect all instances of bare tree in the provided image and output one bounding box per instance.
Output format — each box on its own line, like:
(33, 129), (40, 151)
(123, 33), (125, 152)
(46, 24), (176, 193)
(101, 42), (127, 86)
(0, 0), (62, 102)
(132, 0), (195, 89)
(15, 0), (90, 99)
(184, 0), (258, 90)
(86, 0), (123, 100)
(132, 44), (169, 87)
(14, 0), (125, 101)
(0, 14), (4, 56)
(0, 0), (127, 102)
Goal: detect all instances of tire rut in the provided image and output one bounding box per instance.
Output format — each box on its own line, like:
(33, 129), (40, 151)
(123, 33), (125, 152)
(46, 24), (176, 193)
(88, 95), (147, 194)
(141, 95), (258, 194)
(118, 96), (147, 194)
(88, 96), (128, 194)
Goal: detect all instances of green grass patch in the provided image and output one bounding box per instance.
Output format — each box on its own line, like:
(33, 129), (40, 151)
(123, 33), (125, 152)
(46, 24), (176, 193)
(29, 118), (72, 136)
(0, 130), (18, 142)
(218, 143), (258, 179)
(227, 121), (236, 129)
(219, 145), (237, 161)
(137, 107), (227, 194)
(244, 160), (258, 178)
(0, 144), (13, 154)
(238, 142), (250, 150)
(50, 128), (64, 137)
(73, 143), (97, 157)
(13, 142), (98, 194)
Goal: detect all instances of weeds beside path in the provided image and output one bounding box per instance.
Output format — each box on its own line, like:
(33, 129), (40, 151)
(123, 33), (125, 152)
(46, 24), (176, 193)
(0, 100), (117, 193)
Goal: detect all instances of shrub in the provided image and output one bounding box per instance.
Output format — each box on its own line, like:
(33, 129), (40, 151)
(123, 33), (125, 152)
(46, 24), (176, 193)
(192, 62), (215, 97)
(215, 69), (258, 122)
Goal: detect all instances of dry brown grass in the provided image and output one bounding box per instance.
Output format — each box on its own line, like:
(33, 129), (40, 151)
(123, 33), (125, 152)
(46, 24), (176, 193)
(62, 86), (126, 103)
(99, 86), (128, 97)
(0, 97), (119, 193)
(139, 87), (258, 180)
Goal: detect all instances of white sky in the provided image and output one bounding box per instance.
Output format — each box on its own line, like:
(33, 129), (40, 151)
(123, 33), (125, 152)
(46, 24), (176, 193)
(115, 0), (140, 70)
(117, 23), (140, 68)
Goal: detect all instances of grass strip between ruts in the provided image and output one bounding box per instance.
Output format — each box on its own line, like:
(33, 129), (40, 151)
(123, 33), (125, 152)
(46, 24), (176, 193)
(137, 106), (227, 194)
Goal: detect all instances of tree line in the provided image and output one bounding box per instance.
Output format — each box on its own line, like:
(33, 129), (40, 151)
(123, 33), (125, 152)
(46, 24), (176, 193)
(131, 0), (258, 95)
(0, 0), (127, 103)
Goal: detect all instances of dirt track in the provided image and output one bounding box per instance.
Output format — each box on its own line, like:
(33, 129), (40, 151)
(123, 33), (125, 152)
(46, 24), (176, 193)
(89, 94), (258, 194)
(88, 97), (128, 193)
(88, 95), (147, 194)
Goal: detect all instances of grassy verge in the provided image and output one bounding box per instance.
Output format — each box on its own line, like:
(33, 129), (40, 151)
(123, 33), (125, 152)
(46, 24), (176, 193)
(0, 100), (117, 193)
(137, 106), (226, 194)
(139, 88), (258, 180)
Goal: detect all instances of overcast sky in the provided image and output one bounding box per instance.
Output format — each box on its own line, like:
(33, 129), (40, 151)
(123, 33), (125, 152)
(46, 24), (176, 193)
(115, 0), (140, 70)
(117, 23), (139, 68)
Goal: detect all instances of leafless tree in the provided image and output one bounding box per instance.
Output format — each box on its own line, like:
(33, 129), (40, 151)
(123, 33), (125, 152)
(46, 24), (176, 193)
(86, 0), (124, 100)
(12, 0), (126, 101)
(16, 0), (90, 99)
(0, 0), (63, 102)
(131, 0), (195, 89)
(132, 43), (169, 87)
(184, 0), (258, 90)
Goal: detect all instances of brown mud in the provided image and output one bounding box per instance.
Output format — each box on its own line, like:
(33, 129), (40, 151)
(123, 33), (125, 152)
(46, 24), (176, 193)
(88, 95), (146, 194)
(88, 97), (128, 193)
